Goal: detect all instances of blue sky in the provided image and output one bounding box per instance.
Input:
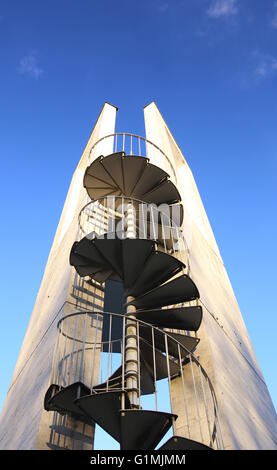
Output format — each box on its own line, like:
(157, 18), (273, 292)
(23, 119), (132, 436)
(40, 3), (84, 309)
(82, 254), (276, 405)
(0, 0), (276, 437)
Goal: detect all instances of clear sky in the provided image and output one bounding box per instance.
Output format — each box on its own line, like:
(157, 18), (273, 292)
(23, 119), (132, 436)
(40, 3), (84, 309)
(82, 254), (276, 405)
(0, 0), (276, 439)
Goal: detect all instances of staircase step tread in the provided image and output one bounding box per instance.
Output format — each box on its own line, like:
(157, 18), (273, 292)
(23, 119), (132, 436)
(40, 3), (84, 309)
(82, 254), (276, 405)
(128, 274), (199, 310)
(128, 251), (185, 297)
(75, 391), (130, 443)
(142, 179), (181, 205)
(134, 306), (203, 332)
(122, 238), (155, 289)
(140, 327), (199, 359)
(158, 436), (212, 450)
(94, 238), (123, 278)
(85, 157), (119, 188)
(45, 382), (91, 423)
(140, 339), (180, 381)
(71, 238), (108, 266)
(87, 187), (120, 200)
(83, 173), (116, 190)
(120, 409), (176, 450)
(121, 156), (148, 196)
(132, 163), (168, 198)
(101, 154), (125, 193)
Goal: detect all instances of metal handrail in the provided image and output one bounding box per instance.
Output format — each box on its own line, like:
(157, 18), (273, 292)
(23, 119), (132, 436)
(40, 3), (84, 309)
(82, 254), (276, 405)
(77, 195), (189, 271)
(50, 309), (224, 449)
(88, 132), (178, 183)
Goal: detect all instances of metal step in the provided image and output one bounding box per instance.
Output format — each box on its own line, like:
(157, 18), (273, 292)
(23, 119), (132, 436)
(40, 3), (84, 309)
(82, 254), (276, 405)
(70, 250), (95, 267)
(87, 187), (120, 200)
(84, 156), (120, 188)
(44, 384), (61, 411)
(70, 249), (104, 278)
(140, 339), (180, 382)
(92, 269), (114, 283)
(45, 382), (91, 423)
(140, 327), (199, 359)
(75, 391), (130, 443)
(120, 409), (176, 450)
(73, 265), (103, 278)
(71, 238), (108, 267)
(84, 173), (117, 190)
(127, 251), (185, 297)
(121, 156), (148, 196)
(94, 364), (156, 396)
(122, 238), (155, 289)
(84, 153), (181, 206)
(134, 306), (203, 332)
(49, 424), (94, 445)
(92, 339), (180, 396)
(142, 178), (181, 205)
(100, 154), (126, 193)
(127, 274), (200, 310)
(158, 436), (212, 450)
(93, 238), (123, 278)
(132, 162), (168, 199)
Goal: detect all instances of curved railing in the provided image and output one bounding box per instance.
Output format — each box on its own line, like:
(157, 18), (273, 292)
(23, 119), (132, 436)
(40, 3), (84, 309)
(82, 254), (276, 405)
(78, 195), (186, 262)
(49, 310), (224, 450)
(88, 133), (177, 184)
(60, 136), (225, 450)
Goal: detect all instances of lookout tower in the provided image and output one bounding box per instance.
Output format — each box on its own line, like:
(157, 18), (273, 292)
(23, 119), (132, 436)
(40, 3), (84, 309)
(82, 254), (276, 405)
(0, 103), (276, 450)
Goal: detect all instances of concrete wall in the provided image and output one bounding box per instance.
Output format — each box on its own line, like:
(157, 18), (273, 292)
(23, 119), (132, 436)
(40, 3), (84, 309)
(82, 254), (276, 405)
(144, 102), (277, 449)
(0, 103), (117, 450)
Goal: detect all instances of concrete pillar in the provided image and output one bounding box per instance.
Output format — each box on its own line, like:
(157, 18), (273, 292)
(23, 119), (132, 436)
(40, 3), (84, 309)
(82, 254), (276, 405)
(144, 101), (277, 450)
(0, 103), (117, 450)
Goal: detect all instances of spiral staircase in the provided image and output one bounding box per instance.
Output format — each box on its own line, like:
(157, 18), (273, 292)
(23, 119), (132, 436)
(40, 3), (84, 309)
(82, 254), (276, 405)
(44, 136), (223, 450)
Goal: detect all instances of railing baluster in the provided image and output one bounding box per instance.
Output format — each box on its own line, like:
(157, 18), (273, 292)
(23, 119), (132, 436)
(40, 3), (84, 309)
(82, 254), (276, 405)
(161, 212), (167, 253)
(60, 325), (68, 389)
(79, 313), (88, 383)
(90, 314), (99, 393)
(137, 322), (141, 409)
(189, 355), (204, 443)
(198, 364), (213, 446)
(52, 320), (62, 386)
(152, 327), (158, 411)
(68, 315), (77, 385)
(177, 344), (191, 439)
(164, 334), (176, 435)
(121, 316), (126, 411)
(106, 314), (112, 391)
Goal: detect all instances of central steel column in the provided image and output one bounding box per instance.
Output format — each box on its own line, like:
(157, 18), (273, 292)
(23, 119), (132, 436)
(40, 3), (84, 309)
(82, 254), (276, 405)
(125, 201), (138, 407)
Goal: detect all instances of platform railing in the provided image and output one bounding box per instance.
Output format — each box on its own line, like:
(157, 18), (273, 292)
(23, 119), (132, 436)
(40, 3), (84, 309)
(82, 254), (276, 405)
(49, 310), (224, 450)
(78, 195), (188, 267)
(89, 133), (177, 184)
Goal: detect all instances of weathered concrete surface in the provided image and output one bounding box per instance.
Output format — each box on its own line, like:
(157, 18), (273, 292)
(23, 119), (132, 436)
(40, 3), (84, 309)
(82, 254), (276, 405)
(144, 101), (277, 449)
(0, 103), (117, 450)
